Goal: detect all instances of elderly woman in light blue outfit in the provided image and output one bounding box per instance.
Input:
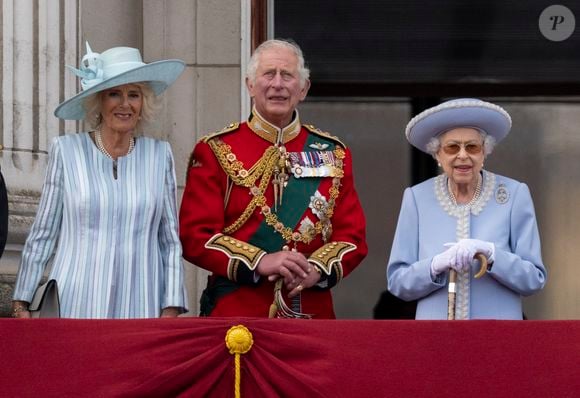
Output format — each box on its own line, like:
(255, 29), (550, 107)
(12, 43), (188, 318)
(387, 99), (547, 319)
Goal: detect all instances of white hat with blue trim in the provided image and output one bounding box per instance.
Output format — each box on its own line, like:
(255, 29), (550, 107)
(405, 98), (512, 153)
(54, 42), (185, 120)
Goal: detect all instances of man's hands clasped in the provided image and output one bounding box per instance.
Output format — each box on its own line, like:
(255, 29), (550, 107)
(256, 250), (321, 297)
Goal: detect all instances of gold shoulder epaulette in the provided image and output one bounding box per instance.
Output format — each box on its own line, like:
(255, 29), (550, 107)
(201, 122), (240, 143)
(303, 124), (347, 148)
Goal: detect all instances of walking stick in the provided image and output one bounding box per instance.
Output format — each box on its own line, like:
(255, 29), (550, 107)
(447, 253), (488, 320)
(447, 270), (458, 320)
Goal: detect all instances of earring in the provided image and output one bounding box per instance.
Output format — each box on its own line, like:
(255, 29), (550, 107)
(437, 162), (441, 167)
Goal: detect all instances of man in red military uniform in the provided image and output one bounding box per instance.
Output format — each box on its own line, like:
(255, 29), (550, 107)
(179, 39), (367, 318)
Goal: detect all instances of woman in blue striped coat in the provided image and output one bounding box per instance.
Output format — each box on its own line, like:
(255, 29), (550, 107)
(12, 43), (188, 318)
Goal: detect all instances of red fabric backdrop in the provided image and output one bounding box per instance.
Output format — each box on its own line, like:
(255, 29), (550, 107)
(1, 319), (578, 397)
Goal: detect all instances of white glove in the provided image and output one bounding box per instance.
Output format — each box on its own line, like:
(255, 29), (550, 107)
(455, 239), (495, 268)
(431, 244), (460, 277)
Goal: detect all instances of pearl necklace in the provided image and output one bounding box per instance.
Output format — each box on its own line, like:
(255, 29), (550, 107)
(95, 130), (135, 160)
(448, 173), (482, 206)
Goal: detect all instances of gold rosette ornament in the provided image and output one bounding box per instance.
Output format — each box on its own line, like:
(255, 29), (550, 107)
(225, 325), (254, 398)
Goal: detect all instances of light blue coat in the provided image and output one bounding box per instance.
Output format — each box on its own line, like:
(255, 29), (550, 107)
(387, 171), (547, 319)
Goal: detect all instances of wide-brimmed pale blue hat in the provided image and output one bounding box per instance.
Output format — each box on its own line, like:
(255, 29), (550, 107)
(405, 98), (512, 153)
(54, 42), (185, 120)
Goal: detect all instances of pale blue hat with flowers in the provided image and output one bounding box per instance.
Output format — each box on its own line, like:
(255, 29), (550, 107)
(54, 42), (185, 120)
(405, 98), (512, 153)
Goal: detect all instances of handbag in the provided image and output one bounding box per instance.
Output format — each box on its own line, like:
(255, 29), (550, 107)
(29, 279), (61, 318)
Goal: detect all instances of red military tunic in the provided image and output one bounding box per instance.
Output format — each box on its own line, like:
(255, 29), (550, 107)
(179, 109), (367, 318)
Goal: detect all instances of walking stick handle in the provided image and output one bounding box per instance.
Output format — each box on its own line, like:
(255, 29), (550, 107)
(447, 253), (488, 320)
(473, 253), (488, 278)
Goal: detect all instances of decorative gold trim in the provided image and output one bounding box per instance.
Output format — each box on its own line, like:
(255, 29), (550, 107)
(205, 234), (266, 273)
(248, 108), (301, 144)
(205, 115), (347, 245)
(226, 325), (254, 354)
(201, 122), (240, 143)
(216, 142), (346, 245)
(225, 325), (254, 398)
(303, 124), (347, 148)
(308, 241), (357, 275)
(208, 139), (278, 188)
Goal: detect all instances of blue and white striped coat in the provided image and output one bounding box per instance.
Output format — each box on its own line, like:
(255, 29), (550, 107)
(13, 132), (188, 318)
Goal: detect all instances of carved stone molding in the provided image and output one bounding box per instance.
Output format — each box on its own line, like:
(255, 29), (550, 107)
(0, 0), (79, 298)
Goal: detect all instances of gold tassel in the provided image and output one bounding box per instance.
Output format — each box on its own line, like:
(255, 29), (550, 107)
(225, 325), (254, 398)
(269, 279), (312, 319)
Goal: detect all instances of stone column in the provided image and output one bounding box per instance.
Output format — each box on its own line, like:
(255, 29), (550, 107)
(0, 0), (79, 316)
(142, 0), (246, 315)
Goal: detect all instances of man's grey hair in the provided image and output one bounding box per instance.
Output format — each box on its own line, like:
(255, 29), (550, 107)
(246, 39), (310, 88)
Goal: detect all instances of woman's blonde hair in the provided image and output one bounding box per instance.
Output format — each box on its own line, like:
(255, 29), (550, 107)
(82, 82), (160, 132)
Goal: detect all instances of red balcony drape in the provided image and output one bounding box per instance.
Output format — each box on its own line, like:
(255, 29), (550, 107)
(1, 318), (578, 397)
